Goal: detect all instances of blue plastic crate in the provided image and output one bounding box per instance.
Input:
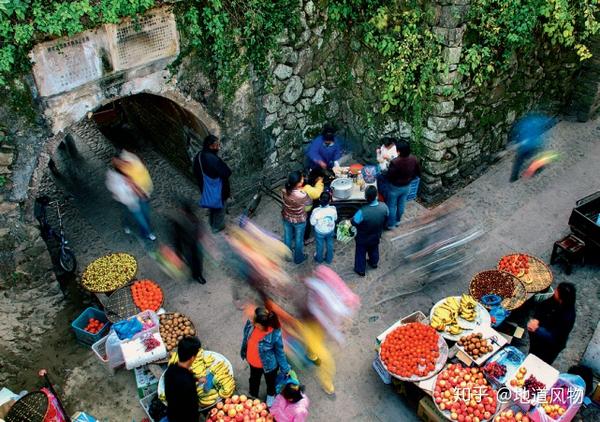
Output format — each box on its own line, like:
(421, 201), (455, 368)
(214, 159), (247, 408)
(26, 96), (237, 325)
(406, 177), (420, 201)
(71, 307), (110, 345)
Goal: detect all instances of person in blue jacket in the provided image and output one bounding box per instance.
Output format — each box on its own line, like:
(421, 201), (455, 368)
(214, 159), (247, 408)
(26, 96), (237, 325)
(306, 124), (343, 170)
(241, 307), (291, 407)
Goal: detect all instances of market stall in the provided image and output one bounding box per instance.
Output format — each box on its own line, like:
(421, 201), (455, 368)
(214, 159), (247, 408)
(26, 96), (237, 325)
(373, 252), (586, 422)
(71, 252), (247, 422)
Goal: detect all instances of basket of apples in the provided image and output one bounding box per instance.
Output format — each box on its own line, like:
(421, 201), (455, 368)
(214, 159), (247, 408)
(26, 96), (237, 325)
(206, 394), (272, 422)
(433, 363), (498, 421)
(493, 408), (530, 422)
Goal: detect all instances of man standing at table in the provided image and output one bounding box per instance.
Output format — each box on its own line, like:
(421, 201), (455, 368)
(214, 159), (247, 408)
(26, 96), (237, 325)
(351, 185), (389, 277)
(306, 124), (343, 170)
(164, 336), (202, 422)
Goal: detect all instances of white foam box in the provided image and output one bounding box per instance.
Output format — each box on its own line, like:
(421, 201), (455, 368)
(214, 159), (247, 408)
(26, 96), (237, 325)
(121, 332), (167, 370)
(507, 353), (559, 406)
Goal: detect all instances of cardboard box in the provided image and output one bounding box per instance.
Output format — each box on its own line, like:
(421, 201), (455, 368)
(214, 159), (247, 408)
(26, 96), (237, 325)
(417, 396), (446, 422)
(135, 365), (160, 399)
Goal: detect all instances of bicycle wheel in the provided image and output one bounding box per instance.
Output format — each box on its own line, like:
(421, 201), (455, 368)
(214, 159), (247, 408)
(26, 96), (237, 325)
(59, 247), (77, 273)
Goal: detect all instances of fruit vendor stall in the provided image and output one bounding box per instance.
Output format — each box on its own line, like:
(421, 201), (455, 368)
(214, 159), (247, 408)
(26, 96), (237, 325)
(372, 253), (585, 422)
(71, 252), (270, 422)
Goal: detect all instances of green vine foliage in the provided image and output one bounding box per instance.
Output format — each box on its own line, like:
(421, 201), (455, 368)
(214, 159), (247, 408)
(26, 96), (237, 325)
(176, 0), (299, 100)
(327, 0), (441, 140)
(460, 0), (600, 88)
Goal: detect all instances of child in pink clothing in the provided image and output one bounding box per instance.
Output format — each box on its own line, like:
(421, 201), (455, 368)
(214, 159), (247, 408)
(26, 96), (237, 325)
(269, 382), (309, 422)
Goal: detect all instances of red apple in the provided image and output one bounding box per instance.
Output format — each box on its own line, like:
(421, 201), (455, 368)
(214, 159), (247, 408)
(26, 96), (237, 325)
(217, 410), (225, 418)
(217, 403), (224, 410)
(232, 395), (240, 404)
(244, 401), (253, 410)
(250, 411), (257, 419)
(235, 415), (244, 422)
(253, 399), (261, 406)
(260, 410), (268, 417)
(239, 395), (248, 403)
(228, 409), (237, 417)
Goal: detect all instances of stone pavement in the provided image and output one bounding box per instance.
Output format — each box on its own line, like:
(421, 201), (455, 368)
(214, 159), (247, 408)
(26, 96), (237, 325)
(37, 116), (600, 421)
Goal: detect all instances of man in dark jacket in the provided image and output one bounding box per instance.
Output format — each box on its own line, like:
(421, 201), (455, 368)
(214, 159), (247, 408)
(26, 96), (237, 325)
(527, 282), (576, 364)
(193, 135), (232, 232)
(351, 185), (389, 277)
(385, 139), (420, 229)
(164, 336), (202, 422)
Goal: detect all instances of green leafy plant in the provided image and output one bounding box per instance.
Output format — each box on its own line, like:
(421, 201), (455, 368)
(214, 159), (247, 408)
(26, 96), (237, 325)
(461, 0), (599, 87)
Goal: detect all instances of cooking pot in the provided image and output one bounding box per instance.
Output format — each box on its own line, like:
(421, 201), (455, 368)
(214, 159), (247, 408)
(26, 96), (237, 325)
(331, 178), (353, 199)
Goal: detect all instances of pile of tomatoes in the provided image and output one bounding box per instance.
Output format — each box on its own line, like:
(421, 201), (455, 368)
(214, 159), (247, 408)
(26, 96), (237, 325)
(498, 254), (529, 276)
(434, 364), (498, 422)
(380, 322), (440, 378)
(131, 279), (163, 312)
(84, 318), (105, 334)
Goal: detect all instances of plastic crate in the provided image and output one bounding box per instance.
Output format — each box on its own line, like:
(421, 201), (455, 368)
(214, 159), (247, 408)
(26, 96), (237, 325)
(71, 307), (110, 345)
(91, 335), (116, 375)
(407, 177), (420, 201)
(372, 353), (392, 384)
(134, 366), (159, 399)
(140, 392), (157, 422)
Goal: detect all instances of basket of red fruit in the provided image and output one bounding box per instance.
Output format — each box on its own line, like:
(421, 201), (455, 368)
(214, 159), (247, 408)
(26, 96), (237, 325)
(71, 307), (111, 345)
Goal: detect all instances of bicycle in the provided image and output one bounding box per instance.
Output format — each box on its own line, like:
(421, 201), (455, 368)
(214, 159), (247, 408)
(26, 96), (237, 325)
(241, 175), (286, 219)
(34, 196), (77, 273)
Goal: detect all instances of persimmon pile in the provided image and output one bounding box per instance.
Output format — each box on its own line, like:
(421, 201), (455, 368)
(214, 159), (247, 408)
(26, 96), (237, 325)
(131, 279), (163, 312)
(380, 322), (440, 378)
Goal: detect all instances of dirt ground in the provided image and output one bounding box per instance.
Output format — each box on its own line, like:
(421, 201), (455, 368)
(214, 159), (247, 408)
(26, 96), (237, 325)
(3, 116), (600, 421)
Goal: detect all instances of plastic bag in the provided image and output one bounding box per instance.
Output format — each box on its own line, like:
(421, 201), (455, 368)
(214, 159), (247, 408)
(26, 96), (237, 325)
(105, 330), (125, 369)
(113, 317), (143, 340)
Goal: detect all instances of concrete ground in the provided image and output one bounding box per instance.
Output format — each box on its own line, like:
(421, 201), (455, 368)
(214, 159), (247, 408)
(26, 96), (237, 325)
(28, 116), (600, 421)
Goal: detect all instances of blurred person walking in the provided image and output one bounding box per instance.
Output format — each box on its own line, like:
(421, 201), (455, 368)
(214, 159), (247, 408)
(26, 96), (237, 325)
(310, 192), (337, 264)
(170, 200), (207, 284)
(282, 171), (312, 264)
(352, 186), (388, 276)
(106, 153), (156, 241)
(241, 307), (291, 407)
(193, 135), (232, 233)
(385, 139), (420, 229)
(509, 112), (556, 182)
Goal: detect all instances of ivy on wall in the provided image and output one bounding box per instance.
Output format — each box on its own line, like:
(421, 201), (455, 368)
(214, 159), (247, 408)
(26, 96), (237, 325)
(0, 0), (597, 133)
(460, 0), (600, 87)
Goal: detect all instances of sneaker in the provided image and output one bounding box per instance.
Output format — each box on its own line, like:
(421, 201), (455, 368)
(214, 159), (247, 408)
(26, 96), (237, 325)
(194, 276), (207, 285)
(123, 227), (132, 235)
(147, 233), (157, 241)
(266, 395), (275, 408)
(304, 238), (314, 246)
(354, 269), (366, 277)
(322, 384), (335, 395)
(368, 262), (378, 269)
(394, 222), (401, 227)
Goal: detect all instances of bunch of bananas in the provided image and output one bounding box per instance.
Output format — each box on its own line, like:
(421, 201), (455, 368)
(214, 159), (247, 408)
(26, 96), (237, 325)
(211, 360), (235, 399)
(459, 294), (478, 321)
(167, 349), (234, 406)
(199, 388), (219, 407)
(431, 295), (478, 335)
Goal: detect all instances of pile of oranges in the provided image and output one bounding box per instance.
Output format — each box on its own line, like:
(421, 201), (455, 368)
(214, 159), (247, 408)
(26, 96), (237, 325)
(131, 279), (163, 312)
(380, 322), (440, 378)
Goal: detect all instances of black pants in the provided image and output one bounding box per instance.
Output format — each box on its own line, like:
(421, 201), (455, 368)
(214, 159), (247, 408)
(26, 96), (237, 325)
(529, 334), (563, 365)
(354, 241), (380, 274)
(249, 365), (277, 398)
(208, 208), (225, 232)
(174, 237), (203, 280)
